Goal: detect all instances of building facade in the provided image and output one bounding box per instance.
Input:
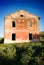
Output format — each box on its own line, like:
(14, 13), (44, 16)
(4, 10), (40, 43)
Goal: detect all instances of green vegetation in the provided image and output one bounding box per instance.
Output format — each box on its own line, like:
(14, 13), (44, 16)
(0, 42), (44, 65)
(0, 37), (4, 43)
(40, 31), (44, 42)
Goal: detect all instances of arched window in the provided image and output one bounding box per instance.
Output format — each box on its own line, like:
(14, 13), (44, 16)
(12, 21), (15, 27)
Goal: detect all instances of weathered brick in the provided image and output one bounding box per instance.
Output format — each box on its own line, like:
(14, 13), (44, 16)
(4, 10), (40, 43)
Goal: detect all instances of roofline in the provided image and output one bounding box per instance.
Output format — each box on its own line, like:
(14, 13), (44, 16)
(4, 10), (40, 19)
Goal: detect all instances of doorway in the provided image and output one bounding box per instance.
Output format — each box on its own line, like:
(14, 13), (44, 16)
(29, 33), (32, 40)
(12, 34), (16, 40)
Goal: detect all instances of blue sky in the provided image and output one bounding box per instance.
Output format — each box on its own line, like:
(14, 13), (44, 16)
(0, 0), (44, 37)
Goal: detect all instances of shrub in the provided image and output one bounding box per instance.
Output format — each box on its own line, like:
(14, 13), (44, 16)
(0, 42), (44, 65)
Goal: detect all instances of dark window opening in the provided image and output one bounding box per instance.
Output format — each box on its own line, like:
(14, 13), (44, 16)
(29, 33), (32, 40)
(20, 15), (23, 17)
(12, 34), (16, 40)
(12, 21), (15, 27)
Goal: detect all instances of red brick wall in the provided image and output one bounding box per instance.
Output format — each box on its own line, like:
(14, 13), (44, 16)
(4, 10), (39, 43)
(4, 17), (39, 40)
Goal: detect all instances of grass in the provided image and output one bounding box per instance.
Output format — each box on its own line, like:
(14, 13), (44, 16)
(0, 42), (44, 65)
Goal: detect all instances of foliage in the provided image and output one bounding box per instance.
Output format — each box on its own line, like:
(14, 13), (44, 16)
(0, 42), (44, 65)
(40, 31), (44, 42)
(0, 37), (4, 44)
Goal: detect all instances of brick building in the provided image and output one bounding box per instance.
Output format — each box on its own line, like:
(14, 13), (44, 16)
(4, 10), (40, 43)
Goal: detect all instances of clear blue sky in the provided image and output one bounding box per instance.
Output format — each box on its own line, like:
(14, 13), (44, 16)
(0, 0), (44, 37)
